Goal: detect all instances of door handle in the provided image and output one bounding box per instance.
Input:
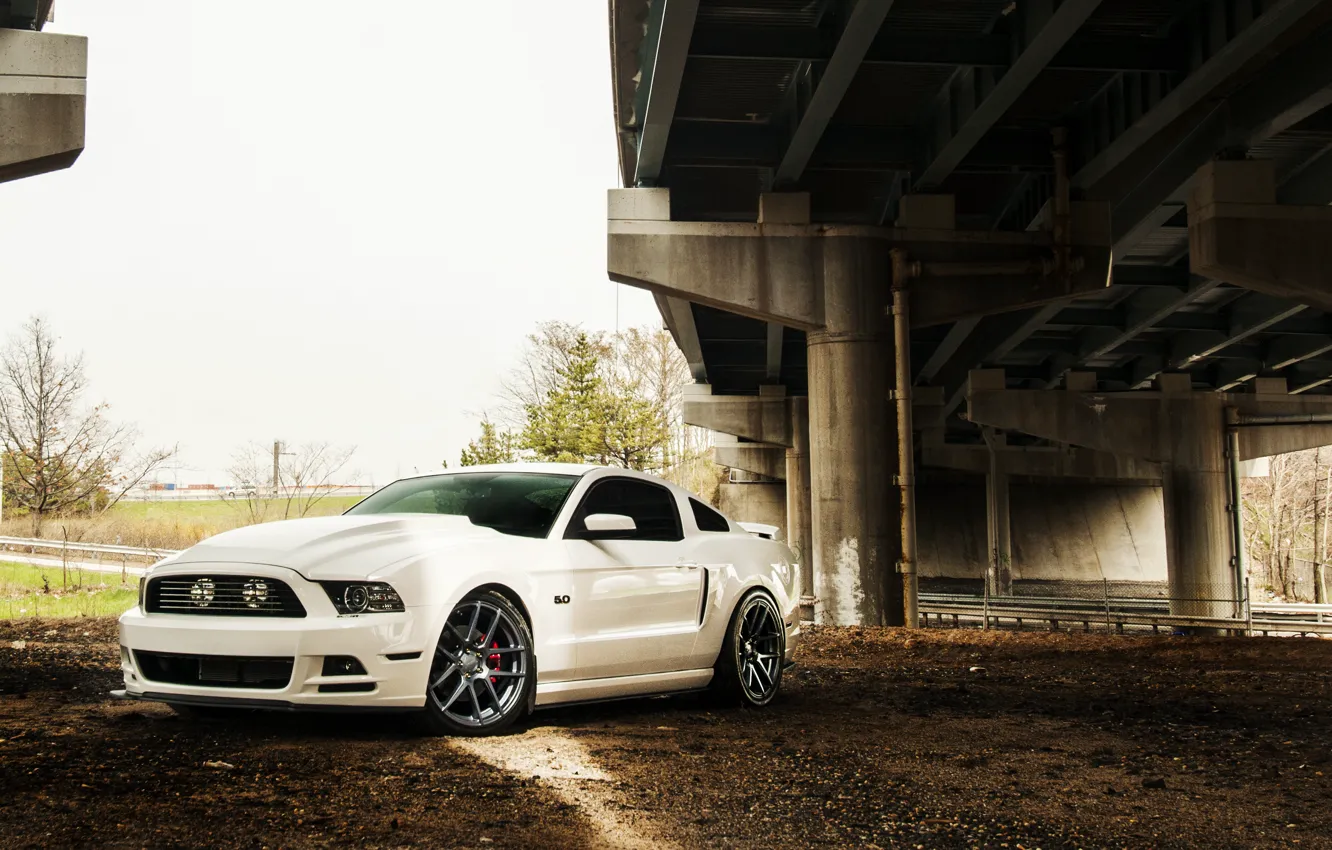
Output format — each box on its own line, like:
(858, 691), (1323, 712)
(676, 560), (700, 569)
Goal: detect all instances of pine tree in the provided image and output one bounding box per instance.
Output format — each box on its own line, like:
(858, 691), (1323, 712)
(458, 419), (520, 467)
(521, 332), (605, 463)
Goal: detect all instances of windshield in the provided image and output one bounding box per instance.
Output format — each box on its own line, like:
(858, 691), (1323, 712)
(346, 472), (580, 538)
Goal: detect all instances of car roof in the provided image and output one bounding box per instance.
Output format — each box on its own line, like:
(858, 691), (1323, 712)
(394, 463), (705, 499)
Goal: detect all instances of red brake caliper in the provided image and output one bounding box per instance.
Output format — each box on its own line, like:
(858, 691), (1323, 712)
(488, 641), (501, 683)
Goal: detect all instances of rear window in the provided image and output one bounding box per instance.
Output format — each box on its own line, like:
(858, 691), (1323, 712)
(690, 498), (731, 533)
(346, 472), (578, 538)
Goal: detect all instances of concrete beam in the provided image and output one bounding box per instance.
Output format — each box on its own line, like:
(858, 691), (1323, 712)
(608, 189), (1113, 331)
(0, 29), (86, 183)
(630, 0), (700, 186)
(773, 0), (894, 187)
(683, 387), (794, 447)
(689, 385), (942, 450)
(655, 294), (707, 382)
(923, 442), (1162, 482)
(967, 371), (1332, 463)
(714, 443), (786, 481)
(1189, 160), (1332, 312)
(914, 0), (1103, 190)
(1071, 0), (1329, 194)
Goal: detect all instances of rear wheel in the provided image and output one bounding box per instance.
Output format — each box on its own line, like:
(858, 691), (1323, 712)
(419, 590), (534, 737)
(711, 590), (785, 707)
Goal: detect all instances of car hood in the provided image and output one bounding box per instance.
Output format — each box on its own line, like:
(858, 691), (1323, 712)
(163, 514), (506, 579)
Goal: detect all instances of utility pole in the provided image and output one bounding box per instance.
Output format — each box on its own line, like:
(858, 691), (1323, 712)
(272, 440), (294, 498)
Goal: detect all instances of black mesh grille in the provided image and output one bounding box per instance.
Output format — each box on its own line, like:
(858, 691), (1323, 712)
(134, 651), (294, 689)
(146, 575), (306, 618)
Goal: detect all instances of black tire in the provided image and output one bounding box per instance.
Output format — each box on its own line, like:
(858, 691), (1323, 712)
(711, 589), (785, 707)
(418, 590), (534, 737)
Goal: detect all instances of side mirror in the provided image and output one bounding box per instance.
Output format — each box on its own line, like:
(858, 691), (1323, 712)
(580, 513), (637, 539)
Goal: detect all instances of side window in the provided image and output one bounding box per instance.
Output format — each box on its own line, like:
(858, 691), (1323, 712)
(690, 498), (731, 533)
(573, 479), (683, 542)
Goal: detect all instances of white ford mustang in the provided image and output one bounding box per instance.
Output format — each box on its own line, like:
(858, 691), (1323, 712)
(115, 464), (801, 735)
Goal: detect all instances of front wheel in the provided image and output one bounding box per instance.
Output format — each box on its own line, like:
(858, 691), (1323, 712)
(711, 590), (785, 707)
(419, 590), (534, 736)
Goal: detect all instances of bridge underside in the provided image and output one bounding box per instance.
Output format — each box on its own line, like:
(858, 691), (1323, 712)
(609, 0), (1332, 625)
(0, 8), (87, 184)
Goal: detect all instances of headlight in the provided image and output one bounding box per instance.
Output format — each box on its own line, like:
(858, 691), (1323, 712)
(319, 581), (405, 614)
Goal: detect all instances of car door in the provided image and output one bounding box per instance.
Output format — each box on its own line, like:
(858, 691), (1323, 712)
(562, 477), (705, 680)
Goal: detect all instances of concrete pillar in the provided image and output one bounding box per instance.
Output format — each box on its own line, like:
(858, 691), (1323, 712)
(986, 466), (1012, 597)
(807, 239), (899, 626)
(717, 473), (787, 537)
(1159, 405), (1234, 623)
(785, 396), (813, 622)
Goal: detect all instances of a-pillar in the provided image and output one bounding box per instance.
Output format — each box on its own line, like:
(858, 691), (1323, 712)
(786, 396), (813, 621)
(807, 239), (899, 626)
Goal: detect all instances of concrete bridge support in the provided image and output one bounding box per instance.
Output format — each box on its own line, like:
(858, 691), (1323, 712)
(615, 187), (1112, 626)
(717, 470), (787, 541)
(807, 239), (897, 625)
(923, 432), (1166, 590)
(700, 392), (815, 620)
(968, 371), (1332, 622)
(0, 29), (86, 183)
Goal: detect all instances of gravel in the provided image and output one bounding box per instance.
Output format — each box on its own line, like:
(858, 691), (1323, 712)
(2, 620), (1330, 848)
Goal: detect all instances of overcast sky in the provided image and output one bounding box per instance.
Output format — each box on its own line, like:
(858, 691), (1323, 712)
(5, 1), (661, 486)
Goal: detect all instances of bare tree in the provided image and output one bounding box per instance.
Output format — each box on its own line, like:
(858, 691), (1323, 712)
(280, 441), (358, 518)
(612, 326), (722, 501)
(226, 442), (274, 525)
(226, 440), (358, 524)
(0, 317), (175, 536)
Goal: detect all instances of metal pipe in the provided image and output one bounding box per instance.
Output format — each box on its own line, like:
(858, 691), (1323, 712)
(1226, 407), (1248, 619)
(891, 248), (919, 629)
(1234, 413), (1332, 425)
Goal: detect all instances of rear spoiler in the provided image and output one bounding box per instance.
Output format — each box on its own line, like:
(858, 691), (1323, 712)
(738, 522), (779, 540)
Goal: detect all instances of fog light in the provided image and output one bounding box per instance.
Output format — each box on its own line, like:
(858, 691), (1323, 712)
(321, 656), (367, 677)
(242, 580), (270, 609)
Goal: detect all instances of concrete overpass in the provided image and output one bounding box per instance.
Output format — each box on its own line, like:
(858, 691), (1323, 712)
(1, 1), (86, 183)
(606, 0), (1332, 627)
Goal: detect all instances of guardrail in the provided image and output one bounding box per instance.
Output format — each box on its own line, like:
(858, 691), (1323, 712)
(919, 592), (1332, 637)
(3, 534), (1328, 637)
(0, 536), (173, 582)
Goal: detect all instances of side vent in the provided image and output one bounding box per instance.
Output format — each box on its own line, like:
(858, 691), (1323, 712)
(738, 522), (778, 540)
(698, 569), (709, 625)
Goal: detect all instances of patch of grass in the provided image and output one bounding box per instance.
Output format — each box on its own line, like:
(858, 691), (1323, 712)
(0, 561), (137, 620)
(0, 496), (364, 552)
(109, 497), (362, 524)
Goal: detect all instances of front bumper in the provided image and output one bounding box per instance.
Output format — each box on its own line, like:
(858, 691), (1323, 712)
(118, 564), (435, 711)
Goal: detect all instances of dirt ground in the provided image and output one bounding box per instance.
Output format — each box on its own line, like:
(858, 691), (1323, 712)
(1, 621), (1330, 849)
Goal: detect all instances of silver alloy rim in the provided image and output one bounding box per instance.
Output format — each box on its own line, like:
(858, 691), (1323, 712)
(738, 597), (782, 700)
(428, 599), (528, 728)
